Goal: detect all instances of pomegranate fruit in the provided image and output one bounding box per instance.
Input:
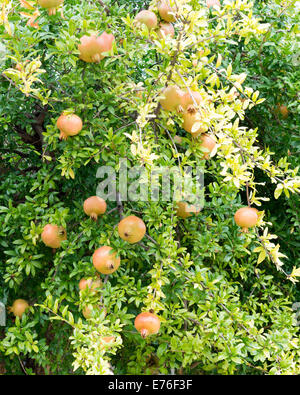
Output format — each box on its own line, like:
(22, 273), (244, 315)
(182, 108), (204, 136)
(160, 85), (183, 112)
(199, 134), (216, 159)
(79, 277), (102, 292)
(277, 104), (289, 119)
(100, 336), (115, 345)
(134, 312), (160, 338)
(56, 113), (82, 140)
(158, 23), (175, 38)
(234, 206), (258, 232)
(10, 299), (29, 318)
(38, 0), (63, 15)
(83, 196), (107, 220)
(78, 32), (115, 63)
(180, 90), (202, 110)
(135, 10), (158, 30)
(206, 0), (221, 7)
(93, 246), (120, 274)
(118, 215), (146, 244)
(82, 305), (107, 319)
(158, 1), (176, 23)
(176, 201), (201, 219)
(41, 224), (67, 248)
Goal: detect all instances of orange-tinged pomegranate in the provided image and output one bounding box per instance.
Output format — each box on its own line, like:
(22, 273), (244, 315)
(79, 277), (102, 292)
(10, 299), (29, 318)
(41, 224), (67, 248)
(56, 113), (82, 140)
(135, 10), (158, 30)
(206, 0), (221, 7)
(92, 246), (120, 274)
(118, 215), (146, 244)
(176, 201), (201, 219)
(78, 32), (115, 63)
(199, 134), (216, 159)
(158, 23), (175, 38)
(160, 85), (183, 111)
(100, 336), (115, 345)
(182, 108), (204, 136)
(134, 312), (160, 338)
(234, 206), (258, 232)
(180, 90), (202, 110)
(38, 0), (63, 15)
(83, 196), (107, 220)
(158, 1), (176, 23)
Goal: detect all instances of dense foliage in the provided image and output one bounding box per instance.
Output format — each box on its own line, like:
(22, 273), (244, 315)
(0, 0), (299, 375)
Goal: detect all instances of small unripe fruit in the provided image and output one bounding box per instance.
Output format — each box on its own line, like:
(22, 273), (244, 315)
(83, 196), (107, 220)
(56, 113), (83, 140)
(158, 1), (176, 23)
(277, 104), (289, 119)
(78, 32), (115, 63)
(10, 299), (29, 318)
(234, 206), (258, 232)
(199, 134), (216, 159)
(135, 10), (158, 30)
(160, 85), (183, 112)
(135, 312), (160, 338)
(41, 224), (67, 248)
(118, 215), (146, 244)
(93, 246), (120, 274)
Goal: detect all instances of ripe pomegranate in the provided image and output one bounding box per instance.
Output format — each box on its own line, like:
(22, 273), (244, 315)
(41, 224), (67, 248)
(79, 277), (102, 292)
(234, 206), (258, 232)
(82, 305), (107, 319)
(206, 0), (221, 7)
(10, 299), (29, 318)
(38, 0), (63, 15)
(182, 108), (204, 136)
(135, 10), (158, 30)
(78, 32), (115, 63)
(100, 336), (115, 345)
(176, 201), (201, 219)
(160, 85), (183, 112)
(199, 134), (216, 159)
(134, 312), (160, 338)
(180, 90), (202, 110)
(158, 23), (175, 39)
(158, 1), (176, 23)
(83, 196), (107, 220)
(118, 215), (146, 244)
(93, 246), (120, 274)
(56, 113), (83, 140)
